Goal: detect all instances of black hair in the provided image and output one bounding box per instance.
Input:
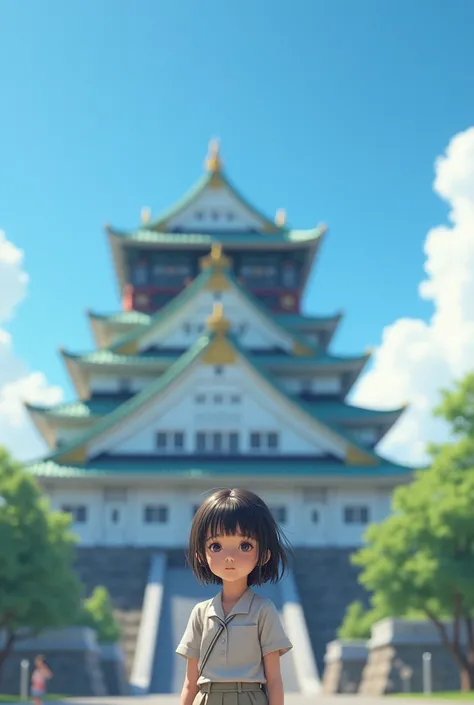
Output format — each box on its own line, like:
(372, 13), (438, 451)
(187, 487), (292, 586)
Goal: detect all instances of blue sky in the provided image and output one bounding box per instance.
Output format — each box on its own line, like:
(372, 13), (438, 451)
(1, 0), (474, 399)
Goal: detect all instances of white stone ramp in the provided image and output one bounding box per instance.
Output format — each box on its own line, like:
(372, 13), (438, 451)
(150, 568), (299, 693)
(252, 582), (299, 692)
(151, 567), (215, 693)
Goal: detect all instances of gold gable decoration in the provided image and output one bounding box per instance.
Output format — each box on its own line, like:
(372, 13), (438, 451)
(200, 242), (232, 271)
(275, 208), (287, 227)
(201, 303), (236, 365)
(205, 138), (223, 173)
(206, 302), (231, 336)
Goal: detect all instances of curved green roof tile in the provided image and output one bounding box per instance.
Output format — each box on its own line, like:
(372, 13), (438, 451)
(27, 458), (413, 479)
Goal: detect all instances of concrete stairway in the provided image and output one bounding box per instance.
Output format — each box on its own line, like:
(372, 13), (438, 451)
(292, 548), (369, 672)
(75, 548), (153, 675)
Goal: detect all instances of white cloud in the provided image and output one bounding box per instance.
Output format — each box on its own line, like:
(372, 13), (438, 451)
(0, 231), (63, 461)
(352, 127), (474, 466)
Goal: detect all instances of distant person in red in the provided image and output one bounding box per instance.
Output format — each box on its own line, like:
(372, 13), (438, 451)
(30, 655), (52, 705)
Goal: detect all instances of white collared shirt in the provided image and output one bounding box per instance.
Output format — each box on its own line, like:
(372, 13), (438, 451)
(176, 588), (292, 684)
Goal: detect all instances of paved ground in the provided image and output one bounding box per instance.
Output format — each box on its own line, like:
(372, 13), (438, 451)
(61, 696), (466, 705)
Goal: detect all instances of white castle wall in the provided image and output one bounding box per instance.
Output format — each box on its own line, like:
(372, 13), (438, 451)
(46, 485), (392, 548)
(138, 289), (293, 352)
(165, 185), (265, 233)
(87, 363), (346, 460)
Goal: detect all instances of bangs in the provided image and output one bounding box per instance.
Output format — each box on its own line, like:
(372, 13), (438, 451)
(203, 501), (262, 543)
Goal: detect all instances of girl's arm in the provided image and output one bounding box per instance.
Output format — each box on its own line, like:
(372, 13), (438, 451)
(180, 657), (199, 705)
(263, 651), (284, 705)
(43, 665), (53, 679)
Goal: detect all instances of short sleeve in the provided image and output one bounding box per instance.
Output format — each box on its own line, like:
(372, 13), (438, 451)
(258, 600), (293, 657)
(176, 604), (202, 660)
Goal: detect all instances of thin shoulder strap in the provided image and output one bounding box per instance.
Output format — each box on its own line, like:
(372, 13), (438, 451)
(199, 614), (236, 677)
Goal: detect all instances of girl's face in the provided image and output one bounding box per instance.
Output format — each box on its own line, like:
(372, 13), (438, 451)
(205, 526), (259, 584)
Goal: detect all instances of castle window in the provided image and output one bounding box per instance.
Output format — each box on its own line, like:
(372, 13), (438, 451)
(249, 432), (279, 452)
(119, 378), (131, 393)
(227, 212), (235, 221)
(192, 504), (201, 516)
(281, 261), (297, 288)
(144, 505), (168, 524)
(300, 379), (313, 394)
(61, 504), (87, 524)
(195, 431), (240, 454)
(211, 211), (219, 220)
(214, 394), (223, 404)
(183, 323), (191, 335)
(311, 509), (320, 524)
(195, 211), (203, 220)
(214, 366), (223, 376)
(270, 506), (287, 524)
(195, 393), (206, 404)
(156, 431), (185, 453)
(132, 261), (149, 286)
(230, 394), (241, 404)
(344, 506), (369, 525)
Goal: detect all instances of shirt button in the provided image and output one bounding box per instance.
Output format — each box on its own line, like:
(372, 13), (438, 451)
(221, 638), (225, 643)
(220, 651), (225, 656)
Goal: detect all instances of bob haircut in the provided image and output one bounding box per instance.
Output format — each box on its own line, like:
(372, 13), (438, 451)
(187, 487), (292, 586)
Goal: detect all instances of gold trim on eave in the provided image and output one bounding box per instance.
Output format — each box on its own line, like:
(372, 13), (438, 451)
(115, 340), (139, 355)
(292, 341), (314, 357)
(56, 447), (87, 465)
(346, 447), (379, 466)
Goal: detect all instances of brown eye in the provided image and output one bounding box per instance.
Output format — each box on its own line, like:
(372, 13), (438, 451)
(209, 542), (221, 552)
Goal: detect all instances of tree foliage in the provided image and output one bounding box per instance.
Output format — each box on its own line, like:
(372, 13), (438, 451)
(0, 448), (82, 679)
(347, 372), (474, 691)
(338, 601), (382, 640)
(77, 586), (121, 643)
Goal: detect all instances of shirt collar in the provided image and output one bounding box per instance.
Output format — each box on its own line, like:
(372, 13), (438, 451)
(207, 588), (254, 621)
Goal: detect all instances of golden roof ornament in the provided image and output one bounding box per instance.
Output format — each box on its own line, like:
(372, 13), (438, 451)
(275, 208), (286, 227)
(141, 207), (151, 225)
(206, 302), (231, 336)
(205, 138), (223, 173)
(199, 242), (231, 270)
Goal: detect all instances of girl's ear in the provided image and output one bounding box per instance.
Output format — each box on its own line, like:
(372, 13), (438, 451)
(263, 550), (271, 565)
(196, 551), (205, 564)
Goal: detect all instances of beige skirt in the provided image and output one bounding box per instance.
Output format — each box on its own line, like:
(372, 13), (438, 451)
(194, 682), (267, 705)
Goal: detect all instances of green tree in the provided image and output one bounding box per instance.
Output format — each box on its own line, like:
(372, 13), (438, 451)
(350, 373), (474, 691)
(338, 600), (386, 640)
(78, 586), (121, 643)
(0, 448), (82, 680)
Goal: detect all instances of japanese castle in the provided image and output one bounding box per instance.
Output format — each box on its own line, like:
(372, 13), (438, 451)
(26, 140), (411, 549)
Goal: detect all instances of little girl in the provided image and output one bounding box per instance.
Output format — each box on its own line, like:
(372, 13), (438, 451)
(176, 488), (293, 705)
(30, 655), (52, 705)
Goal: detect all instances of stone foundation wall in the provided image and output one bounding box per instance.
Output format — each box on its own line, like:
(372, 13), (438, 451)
(0, 628), (106, 697)
(322, 640), (368, 694)
(359, 619), (463, 695)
